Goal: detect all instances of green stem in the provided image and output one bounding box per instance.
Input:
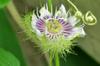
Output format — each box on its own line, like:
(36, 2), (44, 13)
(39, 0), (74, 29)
(49, 53), (53, 66)
(55, 53), (60, 66)
(47, 0), (52, 12)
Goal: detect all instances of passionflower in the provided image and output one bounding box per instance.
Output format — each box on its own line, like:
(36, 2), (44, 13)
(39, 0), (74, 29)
(22, 0), (97, 66)
(31, 4), (86, 55)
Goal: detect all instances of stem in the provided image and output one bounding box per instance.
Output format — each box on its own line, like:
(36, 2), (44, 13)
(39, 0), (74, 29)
(49, 54), (53, 66)
(55, 53), (60, 66)
(47, 0), (52, 12)
(49, 52), (53, 66)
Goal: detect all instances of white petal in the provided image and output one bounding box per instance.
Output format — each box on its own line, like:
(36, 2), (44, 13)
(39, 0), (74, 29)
(32, 11), (37, 23)
(31, 12), (42, 36)
(55, 4), (67, 18)
(31, 12), (37, 29)
(68, 16), (79, 26)
(66, 27), (86, 40)
(79, 28), (86, 37)
(60, 4), (66, 14)
(35, 29), (42, 36)
(40, 6), (52, 18)
(73, 27), (86, 37)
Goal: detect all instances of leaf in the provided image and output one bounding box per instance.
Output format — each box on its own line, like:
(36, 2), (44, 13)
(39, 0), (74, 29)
(0, 48), (20, 66)
(0, 0), (11, 8)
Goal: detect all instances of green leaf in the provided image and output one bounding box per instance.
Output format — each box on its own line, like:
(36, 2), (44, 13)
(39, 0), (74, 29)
(0, 0), (11, 8)
(0, 48), (20, 66)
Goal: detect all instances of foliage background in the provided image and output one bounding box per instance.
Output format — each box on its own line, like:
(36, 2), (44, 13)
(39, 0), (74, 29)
(0, 0), (100, 66)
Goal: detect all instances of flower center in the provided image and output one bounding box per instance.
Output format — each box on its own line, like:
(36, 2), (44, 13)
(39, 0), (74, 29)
(46, 19), (62, 33)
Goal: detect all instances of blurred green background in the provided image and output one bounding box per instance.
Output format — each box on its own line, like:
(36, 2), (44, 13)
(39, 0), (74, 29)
(0, 0), (100, 66)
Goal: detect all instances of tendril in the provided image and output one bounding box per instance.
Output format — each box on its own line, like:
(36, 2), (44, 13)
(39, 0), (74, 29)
(66, 0), (78, 11)
(66, 0), (97, 25)
(66, 0), (83, 19)
(75, 11), (83, 19)
(82, 11), (97, 25)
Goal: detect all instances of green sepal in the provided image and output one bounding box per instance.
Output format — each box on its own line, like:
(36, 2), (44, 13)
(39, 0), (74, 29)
(23, 12), (39, 44)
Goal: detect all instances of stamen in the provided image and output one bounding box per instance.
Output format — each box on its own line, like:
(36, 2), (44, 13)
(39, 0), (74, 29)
(36, 15), (73, 40)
